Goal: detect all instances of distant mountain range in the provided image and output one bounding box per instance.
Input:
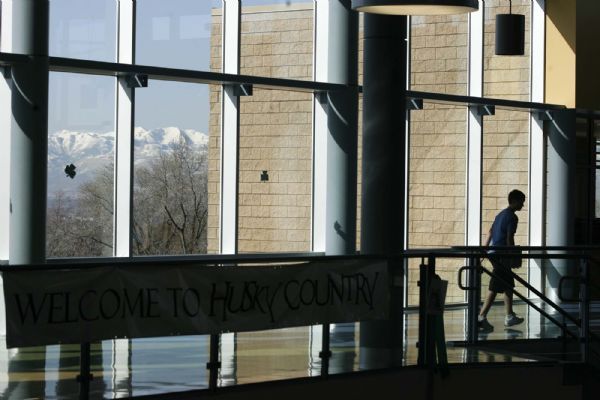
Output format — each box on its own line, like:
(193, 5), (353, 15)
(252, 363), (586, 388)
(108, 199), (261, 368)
(48, 127), (208, 196)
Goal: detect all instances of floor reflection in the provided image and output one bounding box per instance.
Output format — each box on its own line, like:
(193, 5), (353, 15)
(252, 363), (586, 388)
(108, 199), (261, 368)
(0, 301), (597, 399)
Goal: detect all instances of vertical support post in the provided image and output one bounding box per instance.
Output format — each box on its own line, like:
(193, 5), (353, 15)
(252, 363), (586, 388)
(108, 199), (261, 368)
(0, 0), (14, 337)
(417, 257), (435, 366)
(114, 0), (135, 257)
(314, 0), (358, 376)
(220, 0), (240, 255)
(8, 0), (49, 265)
(546, 109), (577, 303)
(466, 1), (484, 249)
(207, 334), (221, 390)
(319, 326), (331, 376)
(359, 12), (407, 370)
(466, 256), (481, 344)
(579, 258), (590, 364)
(77, 342), (92, 400)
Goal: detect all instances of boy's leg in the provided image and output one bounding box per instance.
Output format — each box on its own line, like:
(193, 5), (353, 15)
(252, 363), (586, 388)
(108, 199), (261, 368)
(504, 291), (514, 315)
(479, 290), (497, 318)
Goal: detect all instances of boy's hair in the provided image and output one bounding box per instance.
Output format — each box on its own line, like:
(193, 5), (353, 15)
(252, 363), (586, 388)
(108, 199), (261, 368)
(508, 189), (526, 204)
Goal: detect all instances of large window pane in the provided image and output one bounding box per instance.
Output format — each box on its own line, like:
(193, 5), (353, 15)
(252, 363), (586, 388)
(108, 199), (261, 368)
(484, 0), (531, 100)
(134, 80), (219, 256)
(481, 109), (530, 292)
(49, 0), (117, 62)
(241, 0), (314, 79)
(238, 89), (312, 253)
(136, 0), (223, 71)
(407, 103), (467, 305)
(47, 72), (115, 258)
(410, 14), (468, 95)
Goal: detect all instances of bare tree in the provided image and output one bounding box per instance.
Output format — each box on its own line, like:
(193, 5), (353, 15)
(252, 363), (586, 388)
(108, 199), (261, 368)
(133, 139), (209, 255)
(46, 139), (209, 258)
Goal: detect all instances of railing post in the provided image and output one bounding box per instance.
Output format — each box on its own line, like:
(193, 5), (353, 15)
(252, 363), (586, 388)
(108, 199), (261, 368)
(418, 256), (435, 366)
(77, 342), (92, 400)
(579, 258), (590, 364)
(466, 256), (481, 344)
(320, 323), (332, 376)
(207, 334), (221, 390)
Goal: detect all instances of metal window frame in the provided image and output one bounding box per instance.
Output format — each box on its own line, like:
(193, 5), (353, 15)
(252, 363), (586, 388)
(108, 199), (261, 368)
(466, 1), (484, 249)
(114, 0), (135, 257)
(312, 0), (329, 253)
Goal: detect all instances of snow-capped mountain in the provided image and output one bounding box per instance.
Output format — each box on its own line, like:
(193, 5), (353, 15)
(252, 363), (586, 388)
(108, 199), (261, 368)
(48, 127), (208, 196)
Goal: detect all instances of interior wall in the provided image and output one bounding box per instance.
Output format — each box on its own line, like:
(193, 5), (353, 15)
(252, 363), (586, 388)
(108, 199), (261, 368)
(545, 0), (576, 107)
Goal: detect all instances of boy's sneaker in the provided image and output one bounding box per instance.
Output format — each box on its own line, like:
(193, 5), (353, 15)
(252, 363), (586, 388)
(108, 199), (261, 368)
(478, 318), (494, 333)
(504, 313), (524, 327)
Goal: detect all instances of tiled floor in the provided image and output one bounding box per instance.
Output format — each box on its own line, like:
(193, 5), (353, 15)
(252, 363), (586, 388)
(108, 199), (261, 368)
(0, 301), (597, 399)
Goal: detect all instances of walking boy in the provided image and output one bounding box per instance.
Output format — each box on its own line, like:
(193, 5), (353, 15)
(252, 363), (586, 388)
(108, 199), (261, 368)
(478, 189), (526, 332)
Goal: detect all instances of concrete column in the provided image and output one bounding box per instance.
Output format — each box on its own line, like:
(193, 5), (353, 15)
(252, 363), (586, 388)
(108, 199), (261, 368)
(545, 109), (577, 303)
(359, 13), (407, 368)
(325, 1), (358, 255)
(9, 0), (49, 264)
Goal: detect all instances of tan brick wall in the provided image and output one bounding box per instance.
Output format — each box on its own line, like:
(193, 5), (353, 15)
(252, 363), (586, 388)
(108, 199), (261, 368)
(208, 4), (314, 254)
(407, 104), (467, 304)
(410, 14), (469, 95)
(406, 15), (469, 305)
(240, 4), (313, 79)
(238, 88), (312, 253)
(483, 0), (531, 100)
(208, 10), (223, 254)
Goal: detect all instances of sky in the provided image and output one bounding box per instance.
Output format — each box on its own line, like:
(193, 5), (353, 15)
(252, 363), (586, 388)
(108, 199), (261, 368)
(47, 0), (311, 135)
(49, 0), (216, 135)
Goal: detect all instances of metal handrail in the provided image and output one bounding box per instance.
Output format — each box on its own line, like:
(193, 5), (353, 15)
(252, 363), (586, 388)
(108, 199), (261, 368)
(479, 265), (579, 340)
(3, 246), (600, 399)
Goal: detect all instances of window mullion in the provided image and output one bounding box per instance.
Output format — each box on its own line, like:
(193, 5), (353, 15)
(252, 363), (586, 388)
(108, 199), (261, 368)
(220, 0), (240, 254)
(114, 0), (135, 257)
(466, 0), (484, 247)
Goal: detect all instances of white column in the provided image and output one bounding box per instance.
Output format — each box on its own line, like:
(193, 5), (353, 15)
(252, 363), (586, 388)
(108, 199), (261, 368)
(312, 0), (328, 252)
(0, 0), (14, 337)
(219, 0), (240, 254)
(114, 0), (134, 257)
(528, 0), (546, 296)
(466, 1), (484, 246)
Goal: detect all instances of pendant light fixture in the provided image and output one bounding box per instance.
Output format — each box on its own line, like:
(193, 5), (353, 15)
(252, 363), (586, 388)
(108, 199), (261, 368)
(495, 0), (525, 55)
(351, 0), (479, 15)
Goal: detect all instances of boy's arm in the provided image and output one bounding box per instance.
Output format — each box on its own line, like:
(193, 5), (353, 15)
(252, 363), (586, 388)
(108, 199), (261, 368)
(484, 228), (492, 247)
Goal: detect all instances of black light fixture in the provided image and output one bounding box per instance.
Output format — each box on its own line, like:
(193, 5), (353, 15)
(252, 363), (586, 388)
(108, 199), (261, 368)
(351, 0), (478, 15)
(495, 0), (525, 56)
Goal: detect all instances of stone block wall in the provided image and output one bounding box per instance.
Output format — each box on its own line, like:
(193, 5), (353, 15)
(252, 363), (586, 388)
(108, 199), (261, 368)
(208, 9), (223, 254)
(208, 3), (314, 254)
(407, 14), (469, 305)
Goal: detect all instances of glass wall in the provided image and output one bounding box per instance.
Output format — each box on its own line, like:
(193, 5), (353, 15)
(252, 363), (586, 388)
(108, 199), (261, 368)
(133, 80), (218, 256)
(136, 0), (223, 71)
(49, 0), (117, 62)
(47, 72), (115, 258)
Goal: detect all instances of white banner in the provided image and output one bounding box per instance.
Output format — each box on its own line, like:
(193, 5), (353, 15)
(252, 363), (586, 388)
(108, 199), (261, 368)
(3, 259), (389, 348)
